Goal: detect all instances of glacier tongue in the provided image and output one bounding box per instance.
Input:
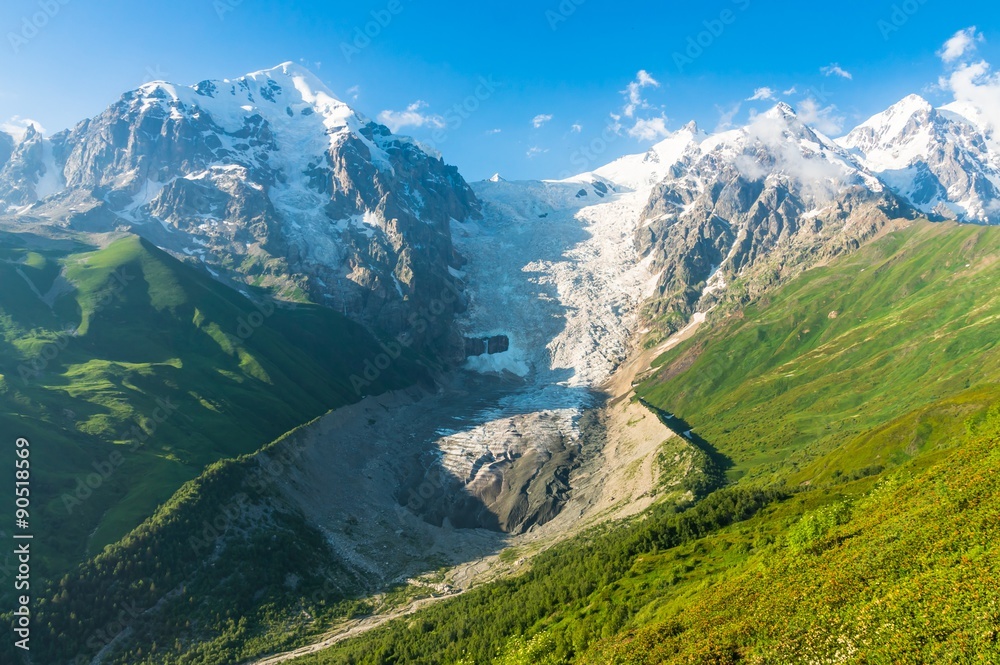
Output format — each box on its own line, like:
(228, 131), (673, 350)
(412, 175), (657, 532)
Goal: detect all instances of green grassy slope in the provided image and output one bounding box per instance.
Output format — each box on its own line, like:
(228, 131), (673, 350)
(283, 221), (1000, 665)
(638, 221), (1000, 484)
(581, 408), (1000, 664)
(0, 232), (426, 578)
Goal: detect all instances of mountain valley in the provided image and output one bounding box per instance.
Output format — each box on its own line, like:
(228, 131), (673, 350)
(0, 58), (998, 664)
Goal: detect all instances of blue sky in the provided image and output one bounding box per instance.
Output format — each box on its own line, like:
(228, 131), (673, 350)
(0, 0), (996, 180)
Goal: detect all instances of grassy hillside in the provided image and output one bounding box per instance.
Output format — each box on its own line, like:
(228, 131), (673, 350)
(0, 232), (427, 578)
(580, 407), (1000, 663)
(282, 221), (1000, 664)
(638, 221), (1000, 485)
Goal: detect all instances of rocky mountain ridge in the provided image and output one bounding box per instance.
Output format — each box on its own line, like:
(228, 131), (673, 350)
(0, 62), (480, 351)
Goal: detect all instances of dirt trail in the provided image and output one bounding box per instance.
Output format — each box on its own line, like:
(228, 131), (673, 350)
(245, 314), (708, 665)
(249, 591), (462, 665)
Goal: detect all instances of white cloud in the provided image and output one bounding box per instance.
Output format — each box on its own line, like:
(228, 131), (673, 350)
(627, 115), (670, 141)
(796, 98), (845, 135)
(939, 27), (984, 64)
(741, 113), (850, 202)
(820, 63), (853, 80)
(571, 123), (583, 133)
(623, 69), (660, 117)
(377, 101), (445, 133)
(715, 103), (742, 131)
(747, 87), (776, 101)
(0, 116), (44, 140)
(345, 85), (360, 101)
(526, 146), (549, 158)
(940, 59), (1000, 135)
(485, 128), (502, 135)
(532, 113), (553, 128)
(782, 86), (798, 95)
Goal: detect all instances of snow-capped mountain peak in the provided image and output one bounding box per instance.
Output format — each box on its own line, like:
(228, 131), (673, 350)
(764, 101), (798, 120)
(0, 63), (481, 351)
(130, 62), (402, 175)
(838, 93), (1000, 223)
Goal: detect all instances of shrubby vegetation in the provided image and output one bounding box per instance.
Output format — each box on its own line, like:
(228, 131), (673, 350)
(284, 223), (1000, 665)
(0, 233), (425, 579)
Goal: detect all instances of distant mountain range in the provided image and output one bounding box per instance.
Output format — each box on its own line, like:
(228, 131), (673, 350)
(2, 64), (995, 353)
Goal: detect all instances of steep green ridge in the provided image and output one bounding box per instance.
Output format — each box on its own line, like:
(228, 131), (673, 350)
(282, 221), (1000, 664)
(638, 221), (1000, 484)
(10, 422), (375, 665)
(579, 408), (1000, 663)
(0, 232), (426, 578)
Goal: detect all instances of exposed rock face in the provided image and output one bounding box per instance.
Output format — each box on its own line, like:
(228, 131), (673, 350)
(0, 125), (49, 206)
(635, 105), (912, 332)
(0, 63), (481, 351)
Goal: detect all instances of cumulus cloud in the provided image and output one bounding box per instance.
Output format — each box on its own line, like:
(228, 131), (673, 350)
(796, 98), (845, 136)
(622, 69), (660, 118)
(940, 59), (1000, 136)
(740, 113), (849, 202)
(571, 123), (583, 133)
(526, 146), (549, 158)
(627, 115), (670, 141)
(0, 116), (44, 139)
(747, 87), (776, 101)
(782, 86), (798, 95)
(820, 63), (853, 80)
(939, 27), (983, 64)
(532, 113), (553, 128)
(377, 101), (445, 132)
